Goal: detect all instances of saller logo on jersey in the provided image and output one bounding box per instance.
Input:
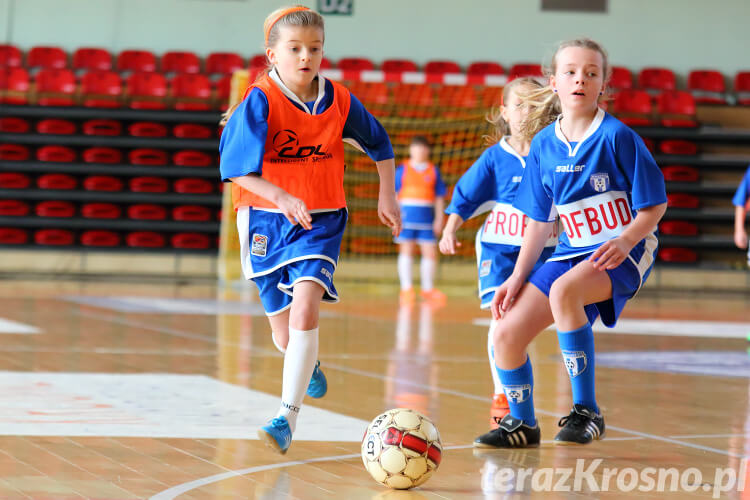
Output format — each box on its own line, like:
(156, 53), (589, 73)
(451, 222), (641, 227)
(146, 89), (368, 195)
(556, 191), (632, 247)
(272, 129), (329, 159)
(481, 203), (558, 247)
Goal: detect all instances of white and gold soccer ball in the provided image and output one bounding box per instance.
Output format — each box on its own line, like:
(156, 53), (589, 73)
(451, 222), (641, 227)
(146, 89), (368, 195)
(361, 408), (442, 490)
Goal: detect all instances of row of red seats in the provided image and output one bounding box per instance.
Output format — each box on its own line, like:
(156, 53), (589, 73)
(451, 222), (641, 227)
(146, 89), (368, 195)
(0, 200), (218, 221)
(0, 117), (217, 138)
(0, 227), (214, 249)
(612, 90), (698, 127)
(0, 172), (218, 194)
(0, 144), (216, 166)
(0, 68), (228, 110)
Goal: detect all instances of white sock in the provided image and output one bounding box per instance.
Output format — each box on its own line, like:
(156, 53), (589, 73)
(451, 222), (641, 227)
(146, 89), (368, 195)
(275, 327), (318, 433)
(488, 320), (503, 395)
(398, 253), (413, 290)
(272, 332), (286, 354)
(420, 257), (436, 291)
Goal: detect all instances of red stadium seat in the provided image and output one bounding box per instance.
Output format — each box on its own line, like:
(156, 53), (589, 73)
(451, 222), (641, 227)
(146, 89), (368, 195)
(0, 228), (28, 244)
(0, 144), (30, 161)
(734, 71), (750, 106)
(0, 173), (31, 189)
(172, 205), (211, 221)
(392, 83), (434, 107)
(424, 60), (461, 74)
(0, 200), (30, 216)
(82, 119), (122, 136)
(83, 175), (124, 192)
(467, 61), (504, 76)
(173, 123), (212, 139)
(0, 67), (30, 105)
(347, 81), (389, 107)
(27, 46), (67, 69)
(80, 70), (122, 108)
(128, 121), (168, 137)
(214, 75), (232, 110)
(129, 148), (168, 165)
(37, 173), (77, 190)
(174, 178), (213, 194)
(81, 203), (121, 219)
(206, 52), (244, 75)
(0, 117), (30, 133)
(658, 247), (697, 263)
(437, 86), (479, 109)
(72, 48), (113, 72)
(129, 176), (169, 193)
(126, 231), (166, 248)
(659, 220), (698, 236)
(249, 53), (268, 68)
(338, 57), (375, 71)
(667, 192), (700, 208)
(609, 66), (633, 91)
(171, 232), (211, 249)
(641, 137), (656, 153)
(117, 49), (157, 73)
(126, 72), (168, 109)
(161, 51), (201, 74)
(35, 68), (76, 106)
(173, 150), (212, 167)
(127, 204), (167, 220)
(82, 147), (123, 164)
(659, 139), (698, 155)
(81, 230), (120, 247)
(320, 57), (332, 69)
(638, 67), (676, 92)
(0, 44), (22, 67)
(35, 118), (76, 135)
(35, 229), (74, 246)
(687, 70), (726, 104)
(171, 73), (212, 110)
(657, 90), (698, 127)
(612, 89), (653, 126)
(508, 63), (543, 80)
(381, 59), (418, 76)
(661, 165), (699, 182)
(35, 200), (75, 217)
(36, 145), (76, 162)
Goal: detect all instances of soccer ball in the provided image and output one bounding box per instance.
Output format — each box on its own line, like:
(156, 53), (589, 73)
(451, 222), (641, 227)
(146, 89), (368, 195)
(361, 408), (442, 490)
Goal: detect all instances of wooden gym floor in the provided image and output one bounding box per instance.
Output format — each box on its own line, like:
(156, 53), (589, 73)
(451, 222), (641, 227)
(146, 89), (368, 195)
(0, 278), (748, 499)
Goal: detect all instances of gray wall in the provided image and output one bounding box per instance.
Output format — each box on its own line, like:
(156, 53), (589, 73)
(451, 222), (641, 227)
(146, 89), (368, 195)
(2, 0), (748, 79)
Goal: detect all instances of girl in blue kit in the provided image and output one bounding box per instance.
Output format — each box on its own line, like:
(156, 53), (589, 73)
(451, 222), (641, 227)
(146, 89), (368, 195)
(733, 165), (750, 265)
(219, 5), (401, 454)
(474, 38), (667, 448)
(440, 77), (559, 430)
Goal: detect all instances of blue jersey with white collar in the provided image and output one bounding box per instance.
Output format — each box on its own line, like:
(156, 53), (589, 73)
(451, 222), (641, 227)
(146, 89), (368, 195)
(513, 109), (666, 261)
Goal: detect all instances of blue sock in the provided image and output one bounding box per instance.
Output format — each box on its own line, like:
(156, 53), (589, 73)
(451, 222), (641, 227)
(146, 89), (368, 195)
(557, 323), (599, 414)
(496, 356), (536, 426)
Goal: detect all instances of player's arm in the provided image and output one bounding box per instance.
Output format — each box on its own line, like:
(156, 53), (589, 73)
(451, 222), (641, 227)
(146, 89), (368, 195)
(229, 174), (312, 230)
(735, 205), (748, 249)
(375, 158), (401, 236)
(439, 213), (464, 255)
(433, 196), (445, 236)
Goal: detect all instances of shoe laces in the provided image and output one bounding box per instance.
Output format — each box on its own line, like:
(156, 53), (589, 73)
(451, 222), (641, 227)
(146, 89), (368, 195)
(558, 409), (590, 430)
(271, 417), (289, 430)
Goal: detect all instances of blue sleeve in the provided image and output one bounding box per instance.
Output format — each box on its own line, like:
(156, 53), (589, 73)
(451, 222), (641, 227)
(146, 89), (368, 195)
(733, 166), (750, 207)
(434, 165), (446, 196)
(343, 92), (394, 161)
(394, 164), (404, 193)
(512, 137), (555, 222)
(445, 149), (496, 219)
(219, 88), (269, 182)
(614, 127), (667, 210)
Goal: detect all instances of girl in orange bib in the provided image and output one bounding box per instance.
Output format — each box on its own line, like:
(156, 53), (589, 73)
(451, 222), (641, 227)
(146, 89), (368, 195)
(219, 5), (401, 454)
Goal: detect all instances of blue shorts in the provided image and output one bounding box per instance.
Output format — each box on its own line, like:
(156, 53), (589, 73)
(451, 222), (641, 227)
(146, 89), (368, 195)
(252, 258), (338, 316)
(528, 252), (646, 327)
(395, 228), (436, 244)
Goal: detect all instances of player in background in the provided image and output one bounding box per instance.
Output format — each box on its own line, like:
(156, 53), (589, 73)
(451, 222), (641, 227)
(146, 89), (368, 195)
(395, 136), (447, 305)
(733, 165), (750, 266)
(440, 77), (559, 430)
(219, 5), (400, 454)
(474, 38), (667, 448)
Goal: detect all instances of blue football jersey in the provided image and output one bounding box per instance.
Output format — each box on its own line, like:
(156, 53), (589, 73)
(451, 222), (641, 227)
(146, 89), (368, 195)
(733, 165), (750, 208)
(513, 109), (667, 261)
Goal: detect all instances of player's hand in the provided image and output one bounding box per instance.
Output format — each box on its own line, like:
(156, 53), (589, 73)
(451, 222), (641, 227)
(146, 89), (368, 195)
(490, 275), (523, 320)
(735, 229), (748, 249)
(588, 236), (631, 270)
(438, 230), (461, 255)
(277, 193), (312, 230)
(378, 190), (402, 236)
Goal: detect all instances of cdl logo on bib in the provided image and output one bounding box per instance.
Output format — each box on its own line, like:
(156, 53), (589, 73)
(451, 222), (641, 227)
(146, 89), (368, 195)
(556, 191), (632, 247)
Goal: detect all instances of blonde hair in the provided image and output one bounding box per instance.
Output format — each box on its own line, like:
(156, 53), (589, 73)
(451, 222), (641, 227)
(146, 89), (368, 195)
(483, 77), (552, 145)
(220, 6), (325, 126)
(520, 38), (609, 142)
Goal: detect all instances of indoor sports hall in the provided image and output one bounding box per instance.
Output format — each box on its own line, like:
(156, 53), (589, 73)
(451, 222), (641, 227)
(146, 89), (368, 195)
(1, 0), (750, 498)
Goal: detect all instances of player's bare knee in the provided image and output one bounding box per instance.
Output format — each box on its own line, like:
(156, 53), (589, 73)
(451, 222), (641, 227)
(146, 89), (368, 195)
(549, 279), (580, 312)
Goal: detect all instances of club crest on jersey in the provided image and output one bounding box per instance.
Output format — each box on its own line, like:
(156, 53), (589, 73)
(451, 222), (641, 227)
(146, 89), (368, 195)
(480, 259), (492, 278)
(251, 233), (268, 257)
(562, 350), (587, 377)
(503, 384), (531, 404)
(589, 173), (610, 193)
